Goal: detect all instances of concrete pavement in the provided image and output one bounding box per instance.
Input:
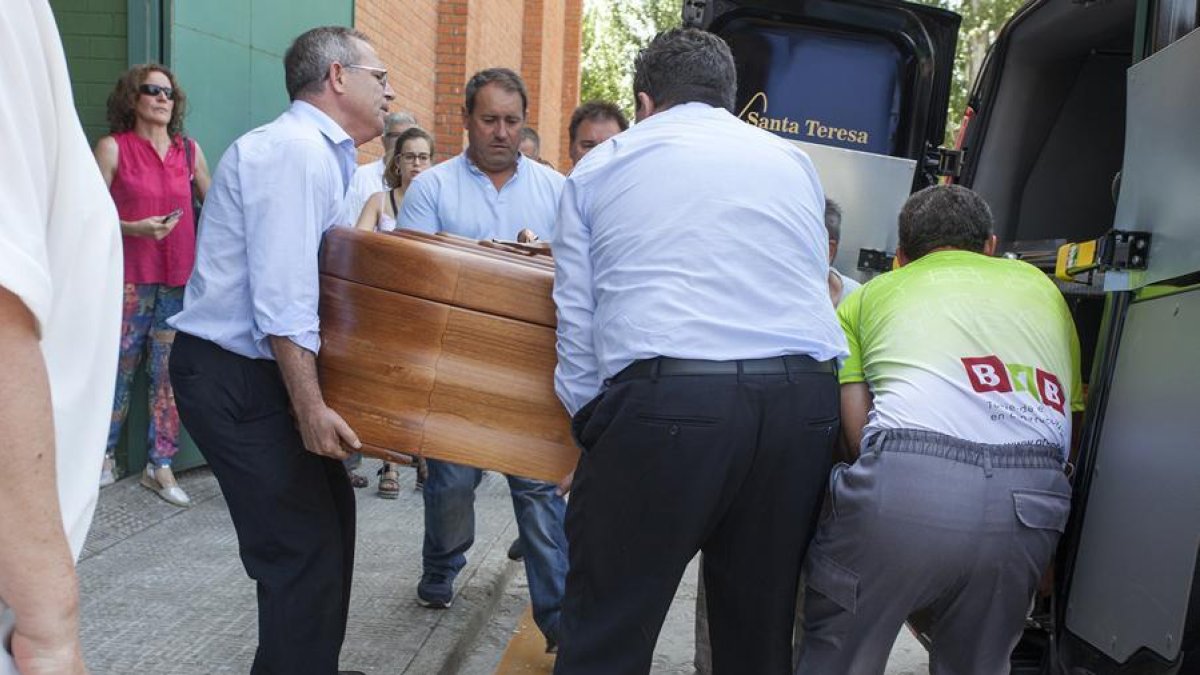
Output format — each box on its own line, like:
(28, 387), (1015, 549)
(78, 461), (929, 673)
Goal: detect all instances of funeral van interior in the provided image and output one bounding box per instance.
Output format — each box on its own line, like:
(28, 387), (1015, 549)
(692, 0), (1200, 672)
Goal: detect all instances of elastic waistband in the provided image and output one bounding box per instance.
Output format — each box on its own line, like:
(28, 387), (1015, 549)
(867, 428), (1064, 470)
(612, 355), (835, 383)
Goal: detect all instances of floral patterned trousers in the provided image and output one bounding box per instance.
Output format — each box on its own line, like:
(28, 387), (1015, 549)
(106, 284), (185, 467)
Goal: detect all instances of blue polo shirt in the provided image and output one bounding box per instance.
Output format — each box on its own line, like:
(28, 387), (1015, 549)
(397, 151), (565, 240)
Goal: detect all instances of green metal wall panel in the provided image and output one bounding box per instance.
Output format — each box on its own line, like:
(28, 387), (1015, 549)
(172, 0), (353, 163)
(50, 0), (128, 144)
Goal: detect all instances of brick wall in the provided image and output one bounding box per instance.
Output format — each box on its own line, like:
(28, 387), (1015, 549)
(354, 0), (581, 169)
(52, 0), (128, 145)
(558, 0), (583, 170)
(354, 0), (439, 161)
(522, 0), (567, 167)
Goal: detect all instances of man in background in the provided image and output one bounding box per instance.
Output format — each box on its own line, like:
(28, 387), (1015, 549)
(824, 198), (861, 307)
(518, 125), (541, 161)
(398, 67), (568, 652)
(567, 100), (628, 167)
(0, 2), (123, 673)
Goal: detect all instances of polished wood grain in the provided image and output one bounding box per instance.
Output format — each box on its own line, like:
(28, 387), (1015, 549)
(318, 229), (576, 483)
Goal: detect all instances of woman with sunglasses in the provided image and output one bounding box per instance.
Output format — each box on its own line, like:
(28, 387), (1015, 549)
(354, 126), (435, 233)
(93, 64), (210, 507)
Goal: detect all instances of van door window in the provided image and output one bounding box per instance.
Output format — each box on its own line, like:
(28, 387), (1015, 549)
(1152, 0), (1199, 52)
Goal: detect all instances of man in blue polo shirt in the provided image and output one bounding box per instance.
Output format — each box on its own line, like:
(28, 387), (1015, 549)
(397, 67), (567, 651)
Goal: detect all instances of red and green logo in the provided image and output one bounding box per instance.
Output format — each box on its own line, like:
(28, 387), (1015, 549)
(961, 355), (1065, 415)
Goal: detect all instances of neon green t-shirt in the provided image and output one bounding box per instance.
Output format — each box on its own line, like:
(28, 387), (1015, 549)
(838, 250), (1084, 454)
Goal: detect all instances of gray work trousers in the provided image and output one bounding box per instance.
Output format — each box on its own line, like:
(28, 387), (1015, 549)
(795, 428), (1072, 675)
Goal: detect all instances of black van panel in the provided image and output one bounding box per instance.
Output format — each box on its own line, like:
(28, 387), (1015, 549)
(698, 0), (960, 168)
(729, 23), (905, 155)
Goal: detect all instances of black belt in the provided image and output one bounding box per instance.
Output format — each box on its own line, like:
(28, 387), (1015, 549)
(612, 355), (835, 383)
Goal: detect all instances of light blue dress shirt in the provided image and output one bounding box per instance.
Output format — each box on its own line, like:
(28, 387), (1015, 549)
(553, 102), (850, 415)
(397, 151), (565, 240)
(169, 101), (357, 359)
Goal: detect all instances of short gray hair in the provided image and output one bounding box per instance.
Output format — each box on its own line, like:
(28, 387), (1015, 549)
(284, 26), (371, 101)
(633, 28), (736, 112)
(898, 185), (993, 260)
(825, 198), (843, 242)
(519, 127), (540, 154)
(386, 111), (417, 130)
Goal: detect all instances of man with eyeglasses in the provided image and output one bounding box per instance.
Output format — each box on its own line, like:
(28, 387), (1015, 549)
(168, 26), (394, 674)
(397, 67), (568, 653)
(341, 111), (417, 226)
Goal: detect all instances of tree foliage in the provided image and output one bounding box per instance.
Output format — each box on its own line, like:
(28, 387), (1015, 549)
(580, 0), (683, 120)
(579, 0), (1026, 145)
(911, 0), (1028, 144)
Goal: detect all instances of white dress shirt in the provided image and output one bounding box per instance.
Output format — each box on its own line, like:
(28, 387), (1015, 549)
(553, 102), (849, 415)
(341, 158), (385, 225)
(170, 100), (357, 359)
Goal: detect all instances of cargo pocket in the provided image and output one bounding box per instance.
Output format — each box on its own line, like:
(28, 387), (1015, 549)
(1012, 489), (1071, 533)
(805, 550), (859, 615)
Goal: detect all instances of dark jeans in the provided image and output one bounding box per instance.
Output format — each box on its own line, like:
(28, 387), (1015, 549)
(553, 359), (839, 675)
(422, 459), (568, 641)
(169, 333), (355, 675)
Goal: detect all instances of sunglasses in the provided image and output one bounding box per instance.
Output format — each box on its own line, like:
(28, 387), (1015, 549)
(138, 84), (175, 100)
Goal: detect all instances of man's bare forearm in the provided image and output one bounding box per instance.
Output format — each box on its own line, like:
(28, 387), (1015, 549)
(269, 335), (325, 413)
(840, 382), (873, 461)
(0, 290), (80, 643)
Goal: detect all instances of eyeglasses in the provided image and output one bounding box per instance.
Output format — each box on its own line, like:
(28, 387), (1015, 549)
(346, 64), (389, 88)
(138, 84), (175, 100)
(400, 152), (432, 164)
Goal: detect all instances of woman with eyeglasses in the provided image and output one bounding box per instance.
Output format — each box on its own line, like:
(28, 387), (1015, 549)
(352, 126), (434, 498)
(92, 64), (210, 507)
(354, 126), (435, 233)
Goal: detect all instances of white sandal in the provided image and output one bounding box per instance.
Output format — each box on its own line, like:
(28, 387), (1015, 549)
(141, 464), (192, 507)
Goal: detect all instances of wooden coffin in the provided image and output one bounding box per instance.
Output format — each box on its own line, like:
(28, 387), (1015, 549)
(317, 228), (577, 483)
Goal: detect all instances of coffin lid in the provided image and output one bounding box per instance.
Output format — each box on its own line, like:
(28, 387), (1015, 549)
(320, 228), (557, 329)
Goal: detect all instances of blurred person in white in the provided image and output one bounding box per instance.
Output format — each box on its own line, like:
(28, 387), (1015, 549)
(0, 1), (123, 673)
(342, 111), (416, 224)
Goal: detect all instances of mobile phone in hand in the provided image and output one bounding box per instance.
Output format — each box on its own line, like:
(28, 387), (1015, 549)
(163, 207), (184, 222)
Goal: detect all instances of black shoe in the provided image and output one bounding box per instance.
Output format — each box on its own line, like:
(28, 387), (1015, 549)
(545, 637), (558, 654)
(507, 537), (524, 561)
(417, 572), (454, 609)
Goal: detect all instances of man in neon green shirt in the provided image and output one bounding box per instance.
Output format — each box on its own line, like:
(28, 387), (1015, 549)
(796, 185), (1083, 675)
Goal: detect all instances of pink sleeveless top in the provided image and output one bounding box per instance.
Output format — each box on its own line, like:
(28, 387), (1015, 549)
(109, 131), (196, 286)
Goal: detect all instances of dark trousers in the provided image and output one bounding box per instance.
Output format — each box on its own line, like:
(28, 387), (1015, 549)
(553, 359), (840, 675)
(169, 333), (355, 675)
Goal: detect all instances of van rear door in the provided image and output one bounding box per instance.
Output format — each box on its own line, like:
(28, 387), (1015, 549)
(691, 0), (960, 280)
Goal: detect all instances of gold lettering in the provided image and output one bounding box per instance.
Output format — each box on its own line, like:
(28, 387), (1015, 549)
(804, 119), (869, 145)
(741, 98), (866, 143)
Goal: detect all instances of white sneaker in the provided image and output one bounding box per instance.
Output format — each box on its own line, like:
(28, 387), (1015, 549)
(140, 464), (191, 507)
(99, 454), (116, 488)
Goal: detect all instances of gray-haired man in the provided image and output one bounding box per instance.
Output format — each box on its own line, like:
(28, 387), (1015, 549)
(169, 26), (394, 674)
